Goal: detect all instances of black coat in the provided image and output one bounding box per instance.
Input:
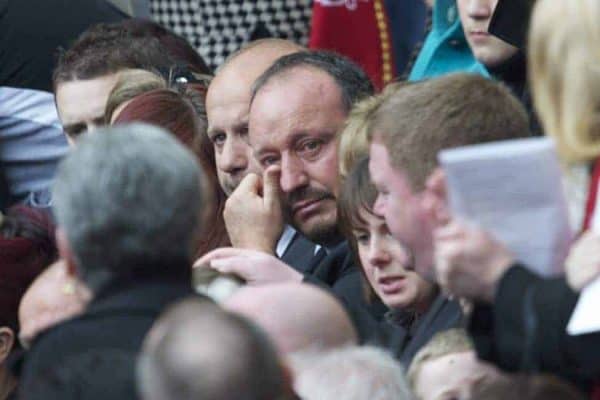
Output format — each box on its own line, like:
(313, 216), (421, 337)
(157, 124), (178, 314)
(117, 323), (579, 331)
(469, 264), (600, 392)
(280, 230), (318, 274)
(394, 293), (464, 367)
(19, 278), (200, 399)
(304, 242), (463, 365)
(303, 241), (389, 343)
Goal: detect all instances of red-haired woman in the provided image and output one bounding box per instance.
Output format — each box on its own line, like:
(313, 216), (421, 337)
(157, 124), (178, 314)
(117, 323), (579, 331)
(107, 72), (229, 257)
(0, 206), (57, 399)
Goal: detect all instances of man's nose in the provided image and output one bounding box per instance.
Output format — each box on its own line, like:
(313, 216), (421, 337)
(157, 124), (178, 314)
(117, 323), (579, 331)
(280, 155), (308, 193)
(218, 137), (249, 175)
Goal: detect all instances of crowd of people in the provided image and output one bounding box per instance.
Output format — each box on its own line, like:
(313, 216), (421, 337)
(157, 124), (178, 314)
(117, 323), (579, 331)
(1, 0), (600, 399)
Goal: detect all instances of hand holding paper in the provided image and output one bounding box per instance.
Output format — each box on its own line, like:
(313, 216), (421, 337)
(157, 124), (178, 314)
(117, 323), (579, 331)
(565, 230), (600, 291)
(438, 137), (573, 278)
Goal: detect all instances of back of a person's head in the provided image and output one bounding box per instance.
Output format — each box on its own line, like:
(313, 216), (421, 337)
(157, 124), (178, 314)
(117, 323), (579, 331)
(51, 124), (203, 292)
(529, 0), (600, 164)
(407, 328), (473, 390)
(472, 374), (586, 400)
(104, 69), (168, 123)
(112, 87), (206, 151)
(138, 298), (293, 400)
(52, 21), (175, 88)
(25, 349), (138, 400)
(106, 70), (228, 255)
(0, 206), (56, 338)
(291, 346), (413, 400)
(223, 283), (358, 354)
(338, 81), (413, 179)
(370, 73), (532, 190)
(251, 50), (375, 113)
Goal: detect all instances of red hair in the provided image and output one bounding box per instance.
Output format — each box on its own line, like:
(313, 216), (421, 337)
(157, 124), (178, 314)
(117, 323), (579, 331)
(113, 87), (229, 256)
(0, 206), (57, 336)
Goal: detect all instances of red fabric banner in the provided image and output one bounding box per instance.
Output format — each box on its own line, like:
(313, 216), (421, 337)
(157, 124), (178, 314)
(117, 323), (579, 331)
(308, 0), (395, 90)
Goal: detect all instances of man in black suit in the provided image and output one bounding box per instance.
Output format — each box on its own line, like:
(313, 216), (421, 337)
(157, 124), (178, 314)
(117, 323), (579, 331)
(19, 123), (208, 399)
(204, 38), (317, 272)
(196, 51), (384, 340)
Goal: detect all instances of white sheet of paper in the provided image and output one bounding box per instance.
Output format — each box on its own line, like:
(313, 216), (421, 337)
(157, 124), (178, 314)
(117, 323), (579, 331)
(567, 183), (600, 335)
(567, 277), (600, 335)
(439, 137), (573, 278)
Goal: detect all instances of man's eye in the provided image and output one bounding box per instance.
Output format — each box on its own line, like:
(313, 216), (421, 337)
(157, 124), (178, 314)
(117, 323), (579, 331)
(261, 156), (279, 167)
(298, 139), (323, 157)
(211, 133), (226, 146)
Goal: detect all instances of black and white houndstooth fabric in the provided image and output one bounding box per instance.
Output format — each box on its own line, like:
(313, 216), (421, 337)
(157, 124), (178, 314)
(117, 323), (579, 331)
(150, 0), (313, 70)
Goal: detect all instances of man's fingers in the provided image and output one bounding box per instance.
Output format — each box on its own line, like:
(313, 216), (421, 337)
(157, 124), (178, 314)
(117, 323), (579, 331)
(193, 247), (250, 269)
(263, 166), (282, 209)
(434, 220), (467, 240)
(210, 257), (251, 280)
(234, 173), (262, 197)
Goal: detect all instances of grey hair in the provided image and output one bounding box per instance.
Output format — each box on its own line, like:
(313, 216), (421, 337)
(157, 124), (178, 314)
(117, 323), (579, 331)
(52, 123), (203, 291)
(250, 50), (375, 113)
(290, 346), (415, 400)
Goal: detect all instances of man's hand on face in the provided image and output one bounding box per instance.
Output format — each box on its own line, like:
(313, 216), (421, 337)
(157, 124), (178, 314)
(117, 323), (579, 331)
(223, 166), (284, 254)
(434, 219), (514, 303)
(193, 248), (304, 285)
(565, 230), (600, 292)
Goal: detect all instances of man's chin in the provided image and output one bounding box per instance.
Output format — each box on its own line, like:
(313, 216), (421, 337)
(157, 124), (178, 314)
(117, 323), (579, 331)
(293, 218), (341, 247)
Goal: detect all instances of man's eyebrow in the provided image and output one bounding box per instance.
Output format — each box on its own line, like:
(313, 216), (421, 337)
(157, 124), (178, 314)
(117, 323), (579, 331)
(206, 126), (220, 136)
(289, 130), (336, 145)
(232, 120), (248, 133)
(253, 146), (273, 158)
(92, 116), (105, 126)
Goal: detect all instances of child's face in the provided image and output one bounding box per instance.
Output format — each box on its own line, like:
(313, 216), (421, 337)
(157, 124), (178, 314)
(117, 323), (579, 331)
(415, 351), (505, 400)
(353, 209), (435, 312)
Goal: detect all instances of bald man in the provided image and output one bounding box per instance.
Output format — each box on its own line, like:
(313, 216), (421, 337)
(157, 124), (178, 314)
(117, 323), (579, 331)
(223, 283), (358, 355)
(206, 38), (303, 196)
(205, 39), (316, 272)
(138, 297), (295, 400)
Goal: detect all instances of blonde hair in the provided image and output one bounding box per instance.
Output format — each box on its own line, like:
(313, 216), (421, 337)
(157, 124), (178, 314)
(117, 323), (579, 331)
(338, 81), (407, 179)
(406, 329), (473, 394)
(291, 346), (414, 400)
(529, 0), (600, 164)
(104, 69), (167, 123)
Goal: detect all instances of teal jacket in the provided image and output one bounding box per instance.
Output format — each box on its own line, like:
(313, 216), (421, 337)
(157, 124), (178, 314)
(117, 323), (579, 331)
(408, 0), (489, 81)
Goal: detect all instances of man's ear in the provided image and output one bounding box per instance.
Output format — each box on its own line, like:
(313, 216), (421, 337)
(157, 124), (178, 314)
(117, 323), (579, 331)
(423, 167), (450, 226)
(56, 228), (79, 279)
(0, 327), (15, 364)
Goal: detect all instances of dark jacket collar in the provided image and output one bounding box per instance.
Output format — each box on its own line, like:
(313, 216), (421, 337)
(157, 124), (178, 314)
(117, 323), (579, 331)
(87, 277), (198, 317)
(488, 51), (527, 99)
